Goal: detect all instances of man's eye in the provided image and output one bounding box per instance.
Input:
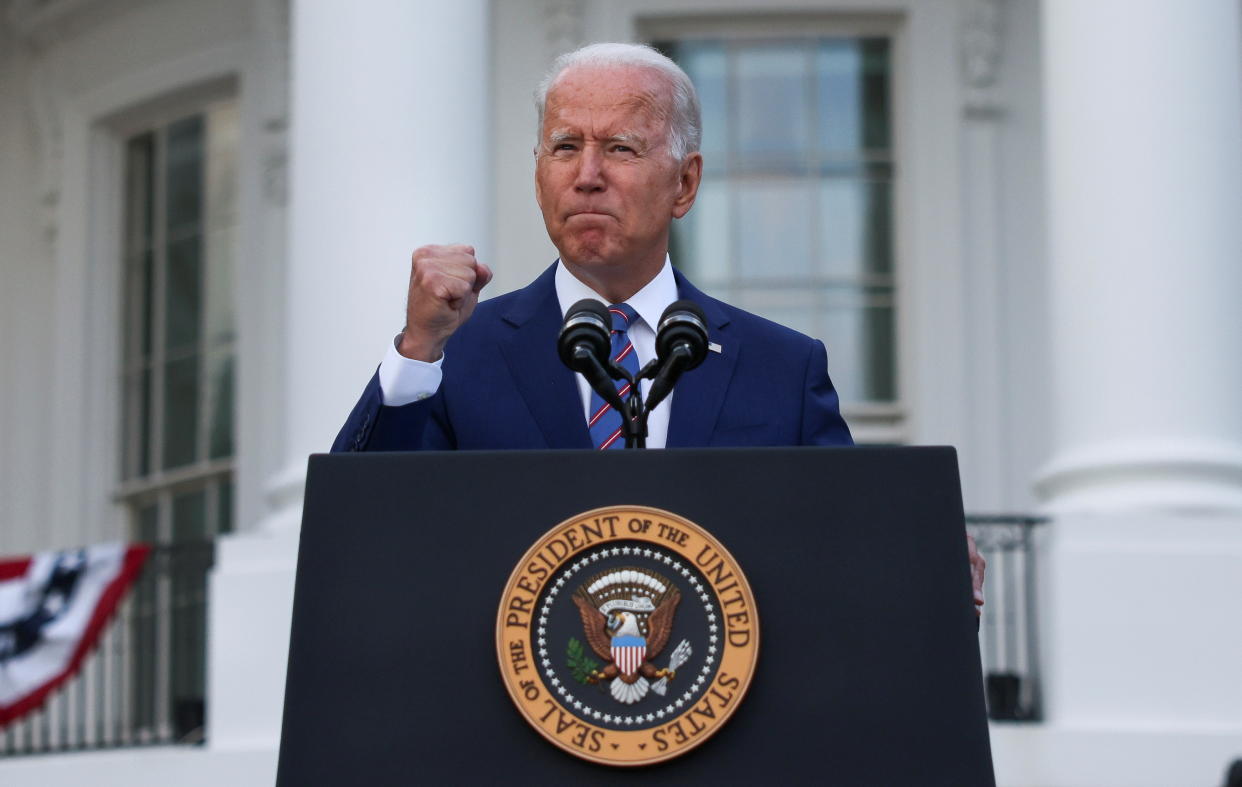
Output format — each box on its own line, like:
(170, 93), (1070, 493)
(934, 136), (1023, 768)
(554, 143), (577, 151)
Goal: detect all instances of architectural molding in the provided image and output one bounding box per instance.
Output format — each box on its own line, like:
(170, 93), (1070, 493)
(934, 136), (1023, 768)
(6, 0), (155, 50)
(257, 0), (289, 206)
(7, 0), (92, 48)
(25, 55), (63, 244)
(544, 0), (585, 61)
(1034, 440), (1242, 514)
(959, 0), (1003, 115)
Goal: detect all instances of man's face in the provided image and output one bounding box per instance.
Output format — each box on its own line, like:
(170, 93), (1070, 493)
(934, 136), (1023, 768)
(535, 65), (701, 282)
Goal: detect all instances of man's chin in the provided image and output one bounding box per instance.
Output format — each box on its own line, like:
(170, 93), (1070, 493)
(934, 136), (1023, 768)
(557, 242), (619, 269)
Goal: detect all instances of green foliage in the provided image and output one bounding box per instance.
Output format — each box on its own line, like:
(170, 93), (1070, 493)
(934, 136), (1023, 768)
(566, 637), (600, 685)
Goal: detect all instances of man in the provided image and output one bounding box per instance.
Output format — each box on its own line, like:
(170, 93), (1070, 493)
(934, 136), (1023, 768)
(331, 43), (984, 608)
(333, 42), (850, 453)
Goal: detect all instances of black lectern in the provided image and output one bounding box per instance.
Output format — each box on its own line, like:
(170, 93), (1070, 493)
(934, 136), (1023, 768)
(277, 447), (994, 785)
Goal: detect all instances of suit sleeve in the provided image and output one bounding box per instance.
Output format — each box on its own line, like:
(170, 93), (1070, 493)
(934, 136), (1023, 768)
(329, 369), (455, 452)
(800, 339), (854, 446)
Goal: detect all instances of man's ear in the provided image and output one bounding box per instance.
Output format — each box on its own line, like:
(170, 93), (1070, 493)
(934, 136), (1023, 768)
(534, 157), (545, 209)
(671, 152), (703, 219)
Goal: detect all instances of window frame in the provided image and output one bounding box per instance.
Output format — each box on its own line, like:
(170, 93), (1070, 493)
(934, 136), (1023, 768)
(641, 14), (909, 443)
(108, 85), (239, 743)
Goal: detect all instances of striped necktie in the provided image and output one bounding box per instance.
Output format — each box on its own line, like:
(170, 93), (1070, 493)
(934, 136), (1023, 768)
(587, 303), (641, 450)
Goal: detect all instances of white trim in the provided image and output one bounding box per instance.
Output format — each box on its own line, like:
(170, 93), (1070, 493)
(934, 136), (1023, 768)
(610, 0), (965, 448)
(48, 40), (254, 551)
(1034, 439), (1242, 514)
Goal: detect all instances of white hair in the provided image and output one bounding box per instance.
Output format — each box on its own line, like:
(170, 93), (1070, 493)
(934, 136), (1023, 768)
(534, 42), (702, 162)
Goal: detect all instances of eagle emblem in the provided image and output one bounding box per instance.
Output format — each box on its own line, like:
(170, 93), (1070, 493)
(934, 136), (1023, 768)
(571, 568), (691, 705)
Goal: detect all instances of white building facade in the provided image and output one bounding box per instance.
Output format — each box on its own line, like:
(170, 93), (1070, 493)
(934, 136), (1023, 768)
(0, 0), (1238, 784)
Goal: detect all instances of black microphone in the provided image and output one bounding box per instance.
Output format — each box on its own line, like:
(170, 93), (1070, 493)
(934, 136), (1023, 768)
(558, 299), (627, 414)
(645, 300), (708, 412)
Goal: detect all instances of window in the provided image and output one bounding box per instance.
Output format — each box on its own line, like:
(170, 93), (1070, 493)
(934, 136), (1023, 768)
(117, 100), (238, 741)
(657, 35), (900, 439)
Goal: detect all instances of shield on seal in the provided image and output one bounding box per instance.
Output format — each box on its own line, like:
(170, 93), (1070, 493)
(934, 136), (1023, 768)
(610, 635), (646, 678)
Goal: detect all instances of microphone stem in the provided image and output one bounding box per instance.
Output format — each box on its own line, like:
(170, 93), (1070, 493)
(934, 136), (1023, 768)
(625, 383), (647, 449)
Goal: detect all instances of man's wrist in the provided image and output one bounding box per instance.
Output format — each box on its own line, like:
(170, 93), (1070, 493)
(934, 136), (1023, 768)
(397, 330), (446, 363)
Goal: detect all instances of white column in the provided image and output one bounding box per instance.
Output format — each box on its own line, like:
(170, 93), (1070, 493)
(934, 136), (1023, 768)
(209, 0), (490, 751)
(269, 0), (492, 530)
(1006, 3), (1242, 784)
(1038, 0), (1242, 511)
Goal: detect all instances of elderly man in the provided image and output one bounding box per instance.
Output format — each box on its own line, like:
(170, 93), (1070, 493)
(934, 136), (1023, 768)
(333, 42), (852, 452)
(331, 43), (984, 607)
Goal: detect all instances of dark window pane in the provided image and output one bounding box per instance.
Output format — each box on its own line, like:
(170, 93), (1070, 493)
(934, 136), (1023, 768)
(860, 39), (891, 151)
(165, 116), (204, 235)
(862, 302), (896, 400)
(124, 248), (156, 364)
(170, 490), (209, 740)
(124, 134), (155, 257)
(218, 478), (234, 535)
(172, 488), (207, 542)
(162, 356), (200, 469)
(204, 227), (236, 348)
(207, 351), (234, 460)
(863, 178), (893, 277)
(823, 295), (896, 403)
(122, 371), (153, 480)
(137, 502), (159, 543)
(165, 235), (202, 353)
(141, 250), (155, 358)
(816, 38), (890, 155)
(131, 503), (160, 730)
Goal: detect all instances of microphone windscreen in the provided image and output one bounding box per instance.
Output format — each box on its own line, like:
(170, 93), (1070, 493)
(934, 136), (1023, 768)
(656, 300), (709, 370)
(558, 298), (612, 369)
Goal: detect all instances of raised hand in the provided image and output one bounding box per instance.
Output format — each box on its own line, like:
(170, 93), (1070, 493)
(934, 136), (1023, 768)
(398, 244), (493, 362)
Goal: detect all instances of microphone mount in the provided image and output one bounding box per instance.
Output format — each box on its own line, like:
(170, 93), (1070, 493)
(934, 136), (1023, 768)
(558, 298), (709, 450)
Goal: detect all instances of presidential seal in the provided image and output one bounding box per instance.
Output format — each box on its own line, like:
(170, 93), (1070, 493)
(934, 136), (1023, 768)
(495, 505), (759, 767)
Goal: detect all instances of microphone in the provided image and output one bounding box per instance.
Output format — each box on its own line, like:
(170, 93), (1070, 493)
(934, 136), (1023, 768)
(645, 300), (708, 412)
(558, 299), (627, 414)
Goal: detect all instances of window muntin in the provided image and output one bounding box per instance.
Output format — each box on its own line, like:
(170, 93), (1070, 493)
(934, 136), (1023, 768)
(661, 37), (898, 413)
(118, 99), (237, 742)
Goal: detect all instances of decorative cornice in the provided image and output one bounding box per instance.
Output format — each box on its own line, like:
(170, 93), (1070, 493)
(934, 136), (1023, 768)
(25, 56), (63, 244)
(8, 0), (98, 49)
(960, 0), (1003, 114)
(544, 0), (585, 61)
(257, 0), (289, 206)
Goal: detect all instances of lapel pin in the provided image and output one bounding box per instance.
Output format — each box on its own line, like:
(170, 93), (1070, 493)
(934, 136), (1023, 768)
(708, 342), (722, 354)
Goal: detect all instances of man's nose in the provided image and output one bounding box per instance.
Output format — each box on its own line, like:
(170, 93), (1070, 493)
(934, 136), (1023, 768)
(573, 146), (606, 192)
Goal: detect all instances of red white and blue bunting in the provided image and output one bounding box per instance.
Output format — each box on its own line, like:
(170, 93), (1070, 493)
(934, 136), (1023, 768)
(0, 543), (149, 727)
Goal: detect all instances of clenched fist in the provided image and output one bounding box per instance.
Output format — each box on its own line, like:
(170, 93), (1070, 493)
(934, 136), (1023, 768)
(398, 244), (493, 362)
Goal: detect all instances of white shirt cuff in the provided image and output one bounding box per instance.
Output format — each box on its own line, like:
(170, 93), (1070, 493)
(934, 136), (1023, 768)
(378, 334), (444, 406)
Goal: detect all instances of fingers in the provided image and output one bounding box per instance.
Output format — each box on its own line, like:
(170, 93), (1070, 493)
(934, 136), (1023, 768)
(409, 244), (489, 303)
(473, 262), (494, 294)
(965, 531), (986, 616)
(401, 244), (491, 361)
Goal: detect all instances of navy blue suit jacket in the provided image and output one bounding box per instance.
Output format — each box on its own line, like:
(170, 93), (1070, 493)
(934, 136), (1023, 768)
(331, 264), (852, 452)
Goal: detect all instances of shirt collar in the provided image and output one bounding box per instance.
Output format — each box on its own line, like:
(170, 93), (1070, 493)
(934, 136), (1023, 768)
(553, 255), (678, 332)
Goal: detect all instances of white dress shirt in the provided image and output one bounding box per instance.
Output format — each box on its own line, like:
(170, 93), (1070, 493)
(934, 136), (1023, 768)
(377, 257), (679, 448)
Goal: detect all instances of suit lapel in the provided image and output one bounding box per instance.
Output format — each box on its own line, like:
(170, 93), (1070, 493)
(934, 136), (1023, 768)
(498, 265), (592, 449)
(667, 272), (738, 448)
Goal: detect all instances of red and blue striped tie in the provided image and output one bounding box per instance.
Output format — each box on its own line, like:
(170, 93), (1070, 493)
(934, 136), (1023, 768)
(587, 303), (640, 450)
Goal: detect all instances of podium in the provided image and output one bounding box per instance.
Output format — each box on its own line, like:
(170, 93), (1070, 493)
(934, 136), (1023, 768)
(277, 447), (994, 785)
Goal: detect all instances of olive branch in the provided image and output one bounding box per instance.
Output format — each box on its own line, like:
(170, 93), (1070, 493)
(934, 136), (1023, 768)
(566, 637), (600, 685)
